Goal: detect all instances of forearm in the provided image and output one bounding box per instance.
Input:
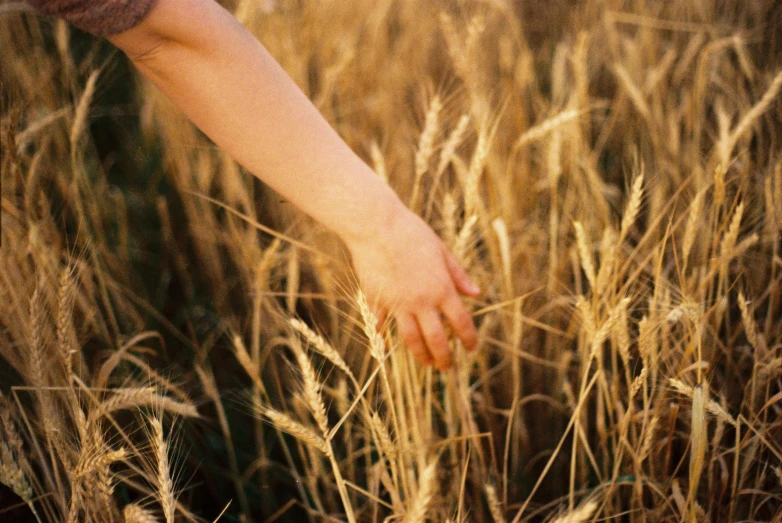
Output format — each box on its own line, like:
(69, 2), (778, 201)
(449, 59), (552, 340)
(109, 0), (401, 245)
(106, 0), (479, 369)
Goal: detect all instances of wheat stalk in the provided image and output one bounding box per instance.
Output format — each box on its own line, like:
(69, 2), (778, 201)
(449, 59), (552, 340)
(123, 504), (159, 523)
(687, 386), (706, 522)
(465, 127), (489, 216)
(370, 411), (396, 462)
(436, 114), (471, 177)
(513, 109), (583, 149)
(294, 348), (330, 437)
(410, 95), (442, 209)
(573, 222), (596, 289)
(613, 63), (651, 121)
(639, 414), (659, 463)
(721, 70), (782, 168)
(28, 279), (48, 390)
(56, 266), (76, 377)
(426, 114), (471, 217)
(69, 69), (100, 156)
(737, 292), (764, 353)
(0, 442), (34, 505)
(619, 170), (644, 240)
(403, 458), (438, 523)
(356, 290), (386, 362)
(595, 228), (617, 295)
(454, 214), (478, 263)
(629, 367), (648, 399)
(72, 447), (126, 479)
(151, 418), (176, 523)
(669, 379), (735, 424)
(682, 190), (704, 272)
(720, 202), (744, 259)
(289, 318), (355, 382)
(90, 388), (198, 422)
(485, 484), (505, 523)
(551, 500), (598, 523)
(262, 408), (328, 454)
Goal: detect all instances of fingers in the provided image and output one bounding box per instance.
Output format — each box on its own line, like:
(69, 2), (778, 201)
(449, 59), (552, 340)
(396, 275), (479, 370)
(383, 240), (481, 371)
(398, 308), (453, 371)
(441, 294), (478, 351)
(396, 313), (432, 366)
(443, 248), (480, 297)
(418, 309), (452, 370)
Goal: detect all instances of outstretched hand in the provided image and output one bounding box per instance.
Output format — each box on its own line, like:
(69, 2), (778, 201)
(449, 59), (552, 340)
(105, 0), (478, 370)
(346, 204), (480, 370)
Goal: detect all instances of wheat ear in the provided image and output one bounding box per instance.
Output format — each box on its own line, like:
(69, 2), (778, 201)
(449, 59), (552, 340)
(404, 458), (438, 523)
(151, 418), (176, 523)
(123, 503), (159, 523)
(551, 500), (598, 523)
(262, 408), (328, 454)
(289, 318), (355, 383)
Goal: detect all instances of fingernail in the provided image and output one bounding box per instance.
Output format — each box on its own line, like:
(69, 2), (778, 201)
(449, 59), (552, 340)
(468, 281), (481, 295)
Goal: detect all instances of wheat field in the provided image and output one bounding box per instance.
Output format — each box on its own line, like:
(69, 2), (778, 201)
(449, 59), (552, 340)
(1, 0), (782, 522)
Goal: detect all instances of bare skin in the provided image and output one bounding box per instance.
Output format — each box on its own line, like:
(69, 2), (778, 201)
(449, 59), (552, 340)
(108, 0), (479, 370)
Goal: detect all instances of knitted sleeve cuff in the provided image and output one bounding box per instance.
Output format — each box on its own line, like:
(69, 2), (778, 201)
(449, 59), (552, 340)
(27, 0), (158, 37)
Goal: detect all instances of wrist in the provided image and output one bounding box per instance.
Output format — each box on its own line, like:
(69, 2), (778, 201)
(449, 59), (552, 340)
(337, 181), (406, 249)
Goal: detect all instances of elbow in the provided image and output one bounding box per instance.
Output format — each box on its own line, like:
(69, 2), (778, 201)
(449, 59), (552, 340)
(109, 28), (171, 69)
(107, 0), (224, 67)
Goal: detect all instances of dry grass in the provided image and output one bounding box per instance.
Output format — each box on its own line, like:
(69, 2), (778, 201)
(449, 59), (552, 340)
(2, 0), (782, 521)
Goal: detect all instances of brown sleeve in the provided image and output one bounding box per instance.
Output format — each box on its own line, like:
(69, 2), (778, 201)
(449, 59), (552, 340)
(27, 0), (158, 37)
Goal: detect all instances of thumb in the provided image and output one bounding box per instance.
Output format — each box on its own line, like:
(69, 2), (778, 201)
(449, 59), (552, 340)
(443, 247), (480, 297)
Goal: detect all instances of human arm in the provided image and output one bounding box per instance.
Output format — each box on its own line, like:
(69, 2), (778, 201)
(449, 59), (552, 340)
(106, 0), (479, 369)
